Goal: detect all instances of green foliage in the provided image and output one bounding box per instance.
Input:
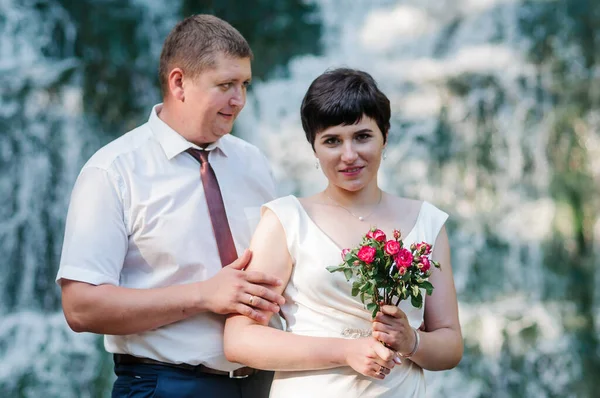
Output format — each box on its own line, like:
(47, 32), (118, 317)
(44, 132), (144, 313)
(327, 228), (439, 319)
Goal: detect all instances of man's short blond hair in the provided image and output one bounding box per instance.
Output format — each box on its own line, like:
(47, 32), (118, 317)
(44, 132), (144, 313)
(158, 14), (253, 95)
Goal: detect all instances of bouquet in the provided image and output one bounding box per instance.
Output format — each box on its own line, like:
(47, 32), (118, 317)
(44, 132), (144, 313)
(327, 228), (440, 318)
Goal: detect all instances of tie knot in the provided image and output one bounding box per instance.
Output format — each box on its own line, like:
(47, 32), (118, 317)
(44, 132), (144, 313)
(186, 148), (209, 164)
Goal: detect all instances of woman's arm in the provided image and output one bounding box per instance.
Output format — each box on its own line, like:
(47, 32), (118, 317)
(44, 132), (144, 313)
(224, 208), (396, 377)
(372, 225), (463, 370)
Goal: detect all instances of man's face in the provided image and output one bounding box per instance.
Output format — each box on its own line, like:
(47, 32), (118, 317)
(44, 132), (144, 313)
(182, 53), (252, 145)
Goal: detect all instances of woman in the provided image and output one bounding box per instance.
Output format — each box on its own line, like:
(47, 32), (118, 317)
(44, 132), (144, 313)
(224, 68), (462, 397)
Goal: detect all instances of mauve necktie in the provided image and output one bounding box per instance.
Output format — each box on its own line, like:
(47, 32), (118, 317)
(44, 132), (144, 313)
(186, 148), (238, 267)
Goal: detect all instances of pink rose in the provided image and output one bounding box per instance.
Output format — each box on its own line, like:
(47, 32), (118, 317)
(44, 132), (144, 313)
(393, 229), (401, 240)
(357, 246), (376, 264)
(419, 256), (431, 272)
(398, 266), (408, 276)
(417, 242), (432, 255)
(341, 248), (351, 261)
(395, 248), (413, 268)
(384, 240), (400, 256)
(366, 229), (386, 242)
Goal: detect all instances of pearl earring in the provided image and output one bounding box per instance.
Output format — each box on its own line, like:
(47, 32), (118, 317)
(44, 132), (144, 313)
(315, 160), (320, 169)
(382, 151), (387, 161)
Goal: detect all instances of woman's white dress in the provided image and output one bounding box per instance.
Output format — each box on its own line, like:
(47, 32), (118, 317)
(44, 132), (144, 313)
(264, 196), (448, 398)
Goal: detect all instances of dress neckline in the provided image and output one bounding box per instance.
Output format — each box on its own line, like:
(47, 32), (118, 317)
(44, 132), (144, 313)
(289, 195), (425, 251)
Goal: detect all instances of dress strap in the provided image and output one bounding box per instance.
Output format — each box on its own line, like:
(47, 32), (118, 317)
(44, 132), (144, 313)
(261, 195), (301, 263)
(419, 201), (449, 248)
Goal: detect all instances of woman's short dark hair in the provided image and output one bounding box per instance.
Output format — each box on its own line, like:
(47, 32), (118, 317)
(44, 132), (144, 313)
(159, 14), (253, 96)
(300, 68), (391, 148)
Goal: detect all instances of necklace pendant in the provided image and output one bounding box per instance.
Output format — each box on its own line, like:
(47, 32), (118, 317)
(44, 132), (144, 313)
(358, 216), (364, 221)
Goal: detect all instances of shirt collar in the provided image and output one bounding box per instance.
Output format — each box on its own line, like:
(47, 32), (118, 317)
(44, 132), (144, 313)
(148, 104), (230, 160)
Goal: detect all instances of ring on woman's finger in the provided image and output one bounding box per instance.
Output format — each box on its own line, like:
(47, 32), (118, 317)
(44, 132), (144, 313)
(379, 365), (385, 373)
(249, 295), (256, 306)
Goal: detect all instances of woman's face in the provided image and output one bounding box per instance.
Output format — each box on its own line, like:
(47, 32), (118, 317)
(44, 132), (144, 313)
(314, 116), (385, 192)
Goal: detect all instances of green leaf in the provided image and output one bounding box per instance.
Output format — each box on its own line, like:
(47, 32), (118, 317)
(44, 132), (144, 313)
(371, 306), (379, 319)
(367, 301), (380, 318)
(326, 265), (343, 272)
(343, 268), (353, 281)
(411, 292), (423, 308)
(359, 281), (370, 292)
(351, 282), (360, 297)
(421, 281), (434, 295)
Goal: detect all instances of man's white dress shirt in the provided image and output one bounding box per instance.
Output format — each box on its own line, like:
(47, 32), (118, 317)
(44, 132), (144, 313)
(57, 104), (277, 371)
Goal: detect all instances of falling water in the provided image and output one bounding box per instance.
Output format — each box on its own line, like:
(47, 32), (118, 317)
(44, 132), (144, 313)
(1, 0), (598, 396)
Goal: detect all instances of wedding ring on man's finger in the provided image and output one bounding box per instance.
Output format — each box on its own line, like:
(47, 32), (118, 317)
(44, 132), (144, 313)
(249, 295), (255, 306)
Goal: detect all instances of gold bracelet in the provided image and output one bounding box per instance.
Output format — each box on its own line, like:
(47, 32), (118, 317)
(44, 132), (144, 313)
(398, 328), (420, 359)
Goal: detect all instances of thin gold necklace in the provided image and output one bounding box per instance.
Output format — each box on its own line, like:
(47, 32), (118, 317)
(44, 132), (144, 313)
(324, 190), (383, 222)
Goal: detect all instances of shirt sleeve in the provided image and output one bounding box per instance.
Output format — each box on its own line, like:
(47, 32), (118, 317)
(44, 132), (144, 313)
(56, 166), (128, 286)
(259, 151), (278, 200)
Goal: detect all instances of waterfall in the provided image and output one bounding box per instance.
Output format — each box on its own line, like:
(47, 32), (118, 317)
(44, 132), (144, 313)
(1, 0), (597, 396)
(0, 1), (103, 396)
(236, 0), (599, 395)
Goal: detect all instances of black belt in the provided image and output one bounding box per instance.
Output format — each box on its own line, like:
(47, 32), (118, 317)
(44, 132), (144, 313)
(113, 354), (258, 379)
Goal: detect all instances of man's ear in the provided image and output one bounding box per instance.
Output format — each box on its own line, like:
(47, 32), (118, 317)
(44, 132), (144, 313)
(167, 68), (185, 102)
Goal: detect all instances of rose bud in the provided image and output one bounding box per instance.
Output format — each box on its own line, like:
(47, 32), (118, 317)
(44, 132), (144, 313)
(341, 248), (351, 260)
(420, 256), (431, 272)
(368, 229), (386, 242)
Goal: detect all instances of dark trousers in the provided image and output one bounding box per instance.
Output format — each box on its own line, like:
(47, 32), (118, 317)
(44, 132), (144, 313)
(111, 363), (274, 398)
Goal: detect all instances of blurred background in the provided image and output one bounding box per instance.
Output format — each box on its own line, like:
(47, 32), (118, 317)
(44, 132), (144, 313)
(1, 0), (599, 396)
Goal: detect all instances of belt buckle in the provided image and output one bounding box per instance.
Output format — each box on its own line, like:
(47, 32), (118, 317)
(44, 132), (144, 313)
(229, 369), (250, 379)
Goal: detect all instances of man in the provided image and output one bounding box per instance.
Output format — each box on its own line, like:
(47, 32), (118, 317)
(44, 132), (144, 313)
(57, 15), (285, 397)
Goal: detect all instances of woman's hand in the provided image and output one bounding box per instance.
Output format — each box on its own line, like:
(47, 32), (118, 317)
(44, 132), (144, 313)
(343, 336), (396, 379)
(372, 305), (416, 356)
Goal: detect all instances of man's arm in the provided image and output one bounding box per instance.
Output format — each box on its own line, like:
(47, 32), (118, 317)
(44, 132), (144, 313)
(59, 167), (284, 335)
(61, 250), (284, 334)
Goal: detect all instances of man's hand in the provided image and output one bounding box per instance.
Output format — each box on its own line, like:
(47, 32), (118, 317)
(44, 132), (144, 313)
(200, 249), (286, 323)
